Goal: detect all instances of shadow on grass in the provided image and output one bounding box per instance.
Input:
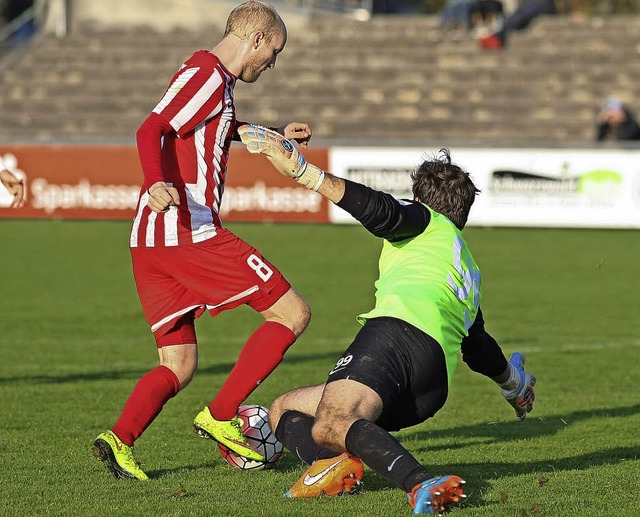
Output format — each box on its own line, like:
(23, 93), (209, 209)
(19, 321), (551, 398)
(148, 462), (218, 480)
(0, 351), (338, 385)
(90, 402), (639, 514)
(268, 403), (640, 509)
(358, 444), (640, 512)
(406, 403), (640, 450)
(351, 403), (640, 509)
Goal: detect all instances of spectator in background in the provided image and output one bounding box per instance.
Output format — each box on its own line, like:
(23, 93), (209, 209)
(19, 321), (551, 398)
(596, 97), (640, 142)
(478, 0), (578, 50)
(0, 154), (26, 208)
(440, 0), (473, 28)
(372, 0), (422, 14)
(440, 0), (503, 31)
(1, 0), (37, 46)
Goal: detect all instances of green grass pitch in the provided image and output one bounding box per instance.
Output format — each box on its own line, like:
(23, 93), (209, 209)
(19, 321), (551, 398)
(0, 220), (639, 516)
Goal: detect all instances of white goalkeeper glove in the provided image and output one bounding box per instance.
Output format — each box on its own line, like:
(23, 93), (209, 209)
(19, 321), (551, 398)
(238, 125), (325, 191)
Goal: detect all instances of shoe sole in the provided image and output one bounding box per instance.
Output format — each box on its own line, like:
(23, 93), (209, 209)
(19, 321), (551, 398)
(193, 425), (212, 440)
(326, 472), (362, 496)
(429, 477), (466, 514)
(92, 439), (137, 480)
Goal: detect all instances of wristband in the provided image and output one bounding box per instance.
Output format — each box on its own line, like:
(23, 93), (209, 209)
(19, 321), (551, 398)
(294, 163), (325, 191)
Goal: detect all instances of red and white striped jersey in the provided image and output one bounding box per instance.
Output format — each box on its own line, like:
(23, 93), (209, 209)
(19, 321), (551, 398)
(130, 50), (237, 248)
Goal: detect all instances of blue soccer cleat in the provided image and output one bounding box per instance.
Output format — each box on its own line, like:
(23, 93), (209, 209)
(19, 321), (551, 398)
(408, 475), (466, 515)
(502, 352), (536, 421)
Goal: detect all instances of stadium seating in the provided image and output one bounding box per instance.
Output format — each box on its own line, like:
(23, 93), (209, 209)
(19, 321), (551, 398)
(0, 14), (639, 145)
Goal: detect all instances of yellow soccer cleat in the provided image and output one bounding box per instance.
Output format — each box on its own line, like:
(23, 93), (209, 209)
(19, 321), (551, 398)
(92, 430), (148, 480)
(193, 406), (264, 461)
(286, 452), (364, 498)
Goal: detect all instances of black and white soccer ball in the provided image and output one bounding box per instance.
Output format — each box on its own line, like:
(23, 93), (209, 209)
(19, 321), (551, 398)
(218, 404), (283, 470)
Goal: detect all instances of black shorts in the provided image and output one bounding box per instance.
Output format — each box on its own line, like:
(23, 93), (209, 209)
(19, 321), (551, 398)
(327, 316), (449, 432)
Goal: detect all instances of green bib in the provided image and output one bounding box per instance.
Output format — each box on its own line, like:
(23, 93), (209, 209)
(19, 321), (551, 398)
(357, 206), (481, 384)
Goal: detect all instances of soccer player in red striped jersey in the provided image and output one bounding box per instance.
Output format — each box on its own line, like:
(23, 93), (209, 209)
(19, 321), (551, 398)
(92, 1), (313, 480)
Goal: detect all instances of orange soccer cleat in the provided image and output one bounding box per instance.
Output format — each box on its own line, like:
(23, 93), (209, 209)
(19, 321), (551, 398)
(408, 475), (466, 515)
(285, 452), (364, 498)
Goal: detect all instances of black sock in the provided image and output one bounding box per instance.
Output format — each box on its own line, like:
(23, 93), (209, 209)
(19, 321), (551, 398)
(274, 410), (340, 465)
(345, 419), (434, 493)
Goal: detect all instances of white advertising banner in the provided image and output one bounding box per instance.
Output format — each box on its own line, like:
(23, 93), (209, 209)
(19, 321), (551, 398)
(329, 148), (640, 228)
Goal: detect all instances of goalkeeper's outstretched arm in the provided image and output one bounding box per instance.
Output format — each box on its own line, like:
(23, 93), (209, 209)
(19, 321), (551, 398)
(238, 125), (429, 241)
(312, 170), (344, 204)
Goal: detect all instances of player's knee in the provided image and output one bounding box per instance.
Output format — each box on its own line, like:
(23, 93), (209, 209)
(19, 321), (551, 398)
(268, 394), (286, 431)
(176, 367), (197, 389)
(161, 358), (198, 390)
(298, 299), (312, 331)
(263, 290), (311, 337)
(291, 297), (311, 336)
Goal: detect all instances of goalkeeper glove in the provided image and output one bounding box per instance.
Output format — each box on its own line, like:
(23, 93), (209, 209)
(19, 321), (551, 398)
(238, 124), (325, 191)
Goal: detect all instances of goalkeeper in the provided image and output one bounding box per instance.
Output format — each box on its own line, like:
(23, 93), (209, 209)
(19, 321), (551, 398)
(239, 126), (536, 515)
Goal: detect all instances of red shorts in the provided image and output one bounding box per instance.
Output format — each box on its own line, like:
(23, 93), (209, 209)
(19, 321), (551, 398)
(131, 227), (291, 347)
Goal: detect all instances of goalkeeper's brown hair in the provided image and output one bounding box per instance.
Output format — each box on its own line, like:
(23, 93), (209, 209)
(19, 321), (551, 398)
(411, 148), (479, 230)
(225, 1), (284, 43)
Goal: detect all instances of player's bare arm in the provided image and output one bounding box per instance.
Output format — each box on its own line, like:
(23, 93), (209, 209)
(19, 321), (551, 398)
(314, 172), (345, 204)
(0, 168), (26, 208)
(147, 181), (180, 213)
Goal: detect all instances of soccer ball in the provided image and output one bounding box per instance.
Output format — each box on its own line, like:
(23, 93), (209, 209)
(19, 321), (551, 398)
(218, 404), (283, 470)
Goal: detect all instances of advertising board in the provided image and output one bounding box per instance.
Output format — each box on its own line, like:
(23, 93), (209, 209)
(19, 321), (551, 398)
(329, 148), (640, 229)
(0, 145), (330, 223)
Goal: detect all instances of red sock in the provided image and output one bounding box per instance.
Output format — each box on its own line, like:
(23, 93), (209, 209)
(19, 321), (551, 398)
(112, 365), (180, 446)
(209, 321), (296, 420)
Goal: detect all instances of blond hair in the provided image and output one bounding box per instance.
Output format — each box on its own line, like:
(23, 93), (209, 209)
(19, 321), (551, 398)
(224, 1), (284, 42)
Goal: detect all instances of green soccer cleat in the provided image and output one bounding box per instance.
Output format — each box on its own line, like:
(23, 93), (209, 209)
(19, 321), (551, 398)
(92, 430), (148, 480)
(193, 406), (264, 461)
